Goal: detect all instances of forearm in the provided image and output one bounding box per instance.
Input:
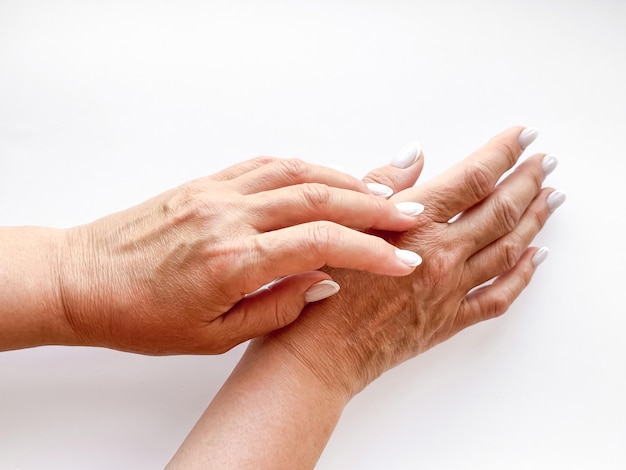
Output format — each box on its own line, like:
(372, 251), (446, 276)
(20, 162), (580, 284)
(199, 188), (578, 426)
(165, 337), (349, 470)
(0, 226), (73, 350)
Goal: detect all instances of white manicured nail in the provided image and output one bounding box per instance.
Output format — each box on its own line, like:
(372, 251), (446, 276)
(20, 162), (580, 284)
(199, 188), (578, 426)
(519, 127), (539, 149)
(395, 202), (425, 216)
(547, 190), (566, 212)
(304, 280), (340, 303)
(395, 249), (422, 267)
(532, 247), (550, 267)
(366, 183), (393, 198)
(391, 141), (422, 169)
(542, 154), (558, 176)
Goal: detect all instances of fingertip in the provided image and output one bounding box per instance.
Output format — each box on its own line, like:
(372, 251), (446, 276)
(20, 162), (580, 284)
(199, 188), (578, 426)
(391, 141), (422, 169)
(395, 249), (422, 268)
(304, 279), (340, 303)
(366, 182), (394, 197)
(518, 126), (539, 150)
(531, 246), (550, 268)
(395, 202), (425, 217)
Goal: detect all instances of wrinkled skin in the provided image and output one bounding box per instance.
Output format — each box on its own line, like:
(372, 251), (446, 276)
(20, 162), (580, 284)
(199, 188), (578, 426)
(268, 126), (560, 397)
(56, 157), (425, 355)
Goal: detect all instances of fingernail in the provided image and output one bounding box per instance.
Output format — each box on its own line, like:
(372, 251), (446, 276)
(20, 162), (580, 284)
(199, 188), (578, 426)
(542, 154), (558, 176)
(395, 249), (422, 267)
(395, 201), (425, 216)
(547, 190), (566, 213)
(532, 247), (550, 267)
(391, 141), (421, 169)
(366, 183), (393, 198)
(304, 280), (340, 303)
(519, 127), (539, 149)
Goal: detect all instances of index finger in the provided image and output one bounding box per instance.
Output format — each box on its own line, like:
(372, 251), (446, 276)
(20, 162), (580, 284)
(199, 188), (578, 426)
(391, 126), (538, 222)
(224, 158), (373, 196)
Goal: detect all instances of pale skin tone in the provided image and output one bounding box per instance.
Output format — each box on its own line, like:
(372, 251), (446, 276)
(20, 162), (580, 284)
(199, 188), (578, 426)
(166, 126), (566, 469)
(0, 158), (425, 354)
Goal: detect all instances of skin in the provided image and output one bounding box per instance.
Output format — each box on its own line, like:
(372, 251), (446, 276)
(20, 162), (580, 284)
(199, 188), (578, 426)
(0, 158), (425, 354)
(166, 126), (564, 469)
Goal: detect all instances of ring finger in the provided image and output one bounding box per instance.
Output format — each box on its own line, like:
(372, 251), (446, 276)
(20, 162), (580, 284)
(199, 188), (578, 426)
(461, 187), (562, 289)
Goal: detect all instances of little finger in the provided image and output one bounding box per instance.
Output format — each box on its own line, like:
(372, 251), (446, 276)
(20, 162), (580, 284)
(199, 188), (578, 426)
(455, 247), (546, 329)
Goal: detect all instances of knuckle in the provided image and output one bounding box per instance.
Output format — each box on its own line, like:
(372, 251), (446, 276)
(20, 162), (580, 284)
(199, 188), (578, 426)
(307, 221), (339, 253)
(463, 161), (495, 202)
(490, 289), (514, 317)
(422, 249), (459, 285)
(492, 140), (519, 168)
(498, 237), (524, 271)
(528, 206), (547, 233)
(271, 301), (296, 329)
(180, 196), (227, 222)
(278, 158), (310, 182)
(493, 193), (522, 233)
(251, 155), (278, 166)
(300, 183), (333, 209)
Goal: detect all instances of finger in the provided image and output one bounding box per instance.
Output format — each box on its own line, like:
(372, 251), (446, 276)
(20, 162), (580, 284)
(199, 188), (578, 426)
(224, 222), (423, 296)
(455, 247), (545, 329)
(215, 272), (339, 348)
(225, 158), (374, 196)
(392, 126), (538, 222)
(450, 153), (548, 254)
(462, 188), (565, 289)
(246, 183), (424, 233)
(209, 156), (279, 182)
(363, 141), (425, 195)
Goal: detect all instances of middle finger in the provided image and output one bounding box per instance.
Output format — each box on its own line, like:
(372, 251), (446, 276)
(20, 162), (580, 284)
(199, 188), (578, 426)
(449, 153), (550, 254)
(245, 184), (425, 233)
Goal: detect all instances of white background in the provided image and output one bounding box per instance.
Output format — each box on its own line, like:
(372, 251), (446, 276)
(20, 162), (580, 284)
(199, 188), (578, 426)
(1, 1), (624, 468)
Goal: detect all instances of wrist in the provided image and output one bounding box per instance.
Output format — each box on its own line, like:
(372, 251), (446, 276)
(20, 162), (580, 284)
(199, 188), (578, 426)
(55, 223), (109, 348)
(168, 337), (349, 469)
(0, 226), (78, 350)
(271, 268), (415, 400)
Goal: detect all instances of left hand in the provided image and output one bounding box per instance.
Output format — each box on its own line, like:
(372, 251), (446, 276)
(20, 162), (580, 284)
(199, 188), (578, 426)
(266, 126), (564, 397)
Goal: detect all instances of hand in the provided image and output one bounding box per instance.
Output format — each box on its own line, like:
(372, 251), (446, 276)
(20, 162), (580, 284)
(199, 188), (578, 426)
(268, 126), (565, 396)
(164, 127), (566, 470)
(56, 155), (425, 355)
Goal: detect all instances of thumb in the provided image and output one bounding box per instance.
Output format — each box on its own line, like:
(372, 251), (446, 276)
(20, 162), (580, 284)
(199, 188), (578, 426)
(218, 272), (340, 345)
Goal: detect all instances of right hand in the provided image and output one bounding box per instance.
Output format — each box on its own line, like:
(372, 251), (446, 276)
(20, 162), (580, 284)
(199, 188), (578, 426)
(56, 155), (425, 355)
